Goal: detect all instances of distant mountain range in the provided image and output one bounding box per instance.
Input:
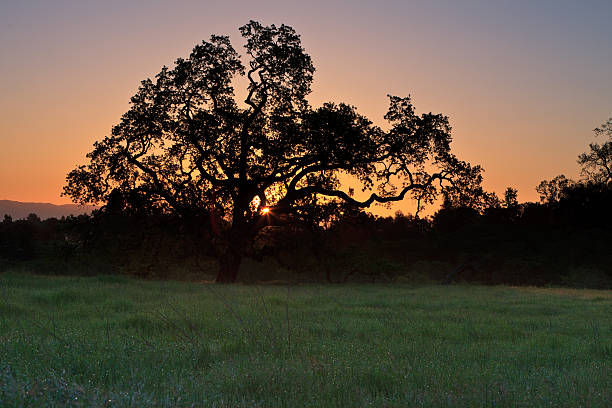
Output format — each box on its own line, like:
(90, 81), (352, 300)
(0, 200), (97, 220)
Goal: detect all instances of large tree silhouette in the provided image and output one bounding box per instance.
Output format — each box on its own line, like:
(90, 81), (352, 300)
(64, 21), (483, 282)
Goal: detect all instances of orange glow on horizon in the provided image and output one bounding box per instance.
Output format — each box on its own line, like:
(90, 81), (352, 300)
(1, 2), (610, 217)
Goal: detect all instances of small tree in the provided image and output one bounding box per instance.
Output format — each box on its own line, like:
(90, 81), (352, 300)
(64, 21), (483, 282)
(503, 187), (519, 209)
(578, 118), (612, 184)
(536, 175), (574, 204)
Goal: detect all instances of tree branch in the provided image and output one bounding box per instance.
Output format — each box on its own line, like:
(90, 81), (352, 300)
(278, 171), (451, 209)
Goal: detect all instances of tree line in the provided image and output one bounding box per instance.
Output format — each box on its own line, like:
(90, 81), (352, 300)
(2, 161), (611, 287)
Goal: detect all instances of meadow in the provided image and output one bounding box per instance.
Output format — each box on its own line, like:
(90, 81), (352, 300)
(1, 272), (611, 407)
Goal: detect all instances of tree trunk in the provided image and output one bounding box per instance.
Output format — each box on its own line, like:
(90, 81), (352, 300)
(216, 252), (243, 283)
(213, 215), (252, 283)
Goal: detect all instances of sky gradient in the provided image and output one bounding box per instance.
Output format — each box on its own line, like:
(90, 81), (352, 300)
(1, 0), (611, 215)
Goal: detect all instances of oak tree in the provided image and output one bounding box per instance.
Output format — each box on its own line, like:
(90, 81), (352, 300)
(64, 21), (483, 282)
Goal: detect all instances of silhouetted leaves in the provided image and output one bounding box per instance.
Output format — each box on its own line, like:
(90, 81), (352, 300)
(578, 118), (612, 184)
(63, 21), (482, 282)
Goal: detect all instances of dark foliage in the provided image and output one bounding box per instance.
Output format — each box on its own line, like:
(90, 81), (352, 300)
(578, 117), (612, 184)
(3, 180), (612, 288)
(63, 21), (483, 282)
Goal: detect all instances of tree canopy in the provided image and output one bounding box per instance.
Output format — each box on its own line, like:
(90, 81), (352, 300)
(64, 21), (483, 282)
(536, 175), (574, 204)
(578, 118), (612, 184)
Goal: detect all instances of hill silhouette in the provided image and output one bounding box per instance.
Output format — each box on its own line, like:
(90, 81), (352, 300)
(0, 200), (97, 220)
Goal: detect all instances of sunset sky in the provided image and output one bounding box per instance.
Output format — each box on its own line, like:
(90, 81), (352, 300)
(1, 0), (611, 216)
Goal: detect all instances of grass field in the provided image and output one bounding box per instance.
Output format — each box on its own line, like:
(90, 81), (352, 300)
(1, 272), (611, 407)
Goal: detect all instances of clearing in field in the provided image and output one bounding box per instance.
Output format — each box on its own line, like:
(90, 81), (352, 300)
(1, 272), (611, 407)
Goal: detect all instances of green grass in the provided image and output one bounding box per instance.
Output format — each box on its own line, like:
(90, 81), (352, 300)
(1, 272), (611, 407)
